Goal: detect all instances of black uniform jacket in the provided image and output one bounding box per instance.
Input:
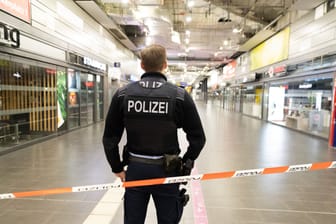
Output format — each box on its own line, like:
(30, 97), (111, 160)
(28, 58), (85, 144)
(103, 72), (206, 173)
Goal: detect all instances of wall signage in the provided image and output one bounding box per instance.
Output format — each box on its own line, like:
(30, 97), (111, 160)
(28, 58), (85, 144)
(267, 65), (287, 77)
(0, 22), (20, 48)
(83, 57), (106, 71)
(0, 0), (31, 23)
(68, 52), (106, 72)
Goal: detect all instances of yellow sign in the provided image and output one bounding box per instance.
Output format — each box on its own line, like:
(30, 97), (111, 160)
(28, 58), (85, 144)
(250, 27), (290, 70)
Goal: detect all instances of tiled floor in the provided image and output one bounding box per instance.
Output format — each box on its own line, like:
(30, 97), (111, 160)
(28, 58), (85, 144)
(1, 101), (336, 223)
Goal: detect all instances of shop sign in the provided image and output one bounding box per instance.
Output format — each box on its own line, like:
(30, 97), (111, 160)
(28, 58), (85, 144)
(68, 52), (106, 72)
(267, 65), (287, 77)
(223, 60), (237, 80)
(114, 62), (121, 67)
(0, 0), (31, 23)
(0, 22), (20, 48)
(299, 83), (312, 89)
(241, 73), (256, 83)
(83, 57), (106, 71)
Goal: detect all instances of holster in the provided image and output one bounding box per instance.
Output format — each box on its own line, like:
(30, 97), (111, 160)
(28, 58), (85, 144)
(163, 154), (183, 174)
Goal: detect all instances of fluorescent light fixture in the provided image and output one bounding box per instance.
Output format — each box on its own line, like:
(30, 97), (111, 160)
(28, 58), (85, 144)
(186, 16), (192, 23)
(187, 1), (195, 8)
(146, 36), (152, 45)
(171, 31), (181, 44)
(233, 27), (242, 33)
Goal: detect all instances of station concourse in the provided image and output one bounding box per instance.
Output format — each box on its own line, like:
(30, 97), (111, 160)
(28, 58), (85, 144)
(1, 101), (336, 224)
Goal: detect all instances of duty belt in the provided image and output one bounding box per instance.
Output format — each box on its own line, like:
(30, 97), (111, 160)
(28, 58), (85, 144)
(129, 154), (164, 165)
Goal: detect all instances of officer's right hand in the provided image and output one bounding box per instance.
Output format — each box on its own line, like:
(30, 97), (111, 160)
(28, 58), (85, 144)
(115, 170), (126, 182)
(182, 159), (194, 176)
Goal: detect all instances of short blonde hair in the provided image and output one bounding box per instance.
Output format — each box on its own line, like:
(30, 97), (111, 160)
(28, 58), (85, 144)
(140, 44), (167, 72)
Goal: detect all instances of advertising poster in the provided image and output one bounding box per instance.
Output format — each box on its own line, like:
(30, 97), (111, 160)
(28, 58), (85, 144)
(57, 70), (67, 130)
(0, 0), (31, 23)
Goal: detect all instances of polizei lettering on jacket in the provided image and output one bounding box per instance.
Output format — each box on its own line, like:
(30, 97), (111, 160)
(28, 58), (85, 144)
(127, 98), (170, 115)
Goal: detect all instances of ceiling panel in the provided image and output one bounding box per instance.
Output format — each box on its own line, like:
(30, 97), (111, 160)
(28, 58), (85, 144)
(76, 0), (319, 78)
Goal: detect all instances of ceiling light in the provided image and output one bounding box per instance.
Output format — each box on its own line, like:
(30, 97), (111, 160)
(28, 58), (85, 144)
(218, 17), (232, 23)
(233, 27), (242, 33)
(146, 36), (152, 46)
(171, 31), (181, 44)
(187, 1), (195, 8)
(13, 72), (21, 78)
(186, 16), (192, 23)
(178, 52), (188, 57)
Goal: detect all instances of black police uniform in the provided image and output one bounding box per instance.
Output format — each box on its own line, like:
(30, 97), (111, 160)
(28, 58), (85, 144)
(103, 72), (206, 224)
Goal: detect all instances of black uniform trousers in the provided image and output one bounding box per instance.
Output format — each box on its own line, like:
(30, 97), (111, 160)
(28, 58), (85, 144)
(124, 161), (183, 224)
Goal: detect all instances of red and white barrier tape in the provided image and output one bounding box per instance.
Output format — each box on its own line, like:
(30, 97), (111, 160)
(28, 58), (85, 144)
(1, 161), (335, 200)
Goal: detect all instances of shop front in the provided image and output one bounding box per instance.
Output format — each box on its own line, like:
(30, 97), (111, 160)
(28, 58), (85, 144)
(223, 86), (242, 112)
(0, 54), (61, 150)
(267, 74), (333, 138)
(0, 52), (106, 152)
(241, 84), (263, 119)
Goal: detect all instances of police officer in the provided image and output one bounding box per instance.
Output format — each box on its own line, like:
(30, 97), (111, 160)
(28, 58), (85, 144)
(103, 44), (206, 224)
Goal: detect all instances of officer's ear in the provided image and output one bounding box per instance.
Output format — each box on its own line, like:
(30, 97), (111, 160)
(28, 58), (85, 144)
(141, 62), (146, 71)
(161, 61), (168, 72)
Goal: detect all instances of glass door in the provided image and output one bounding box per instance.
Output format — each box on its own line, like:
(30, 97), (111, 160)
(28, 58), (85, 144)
(80, 73), (95, 126)
(96, 75), (104, 121)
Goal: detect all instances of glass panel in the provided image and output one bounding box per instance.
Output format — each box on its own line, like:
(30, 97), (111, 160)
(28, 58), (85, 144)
(0, 58), (57, 150)
(96, 75), (104, 121)
(242, 85), (263, 118)
(67, 69), (80, 129)
(80, 72), (88, 126)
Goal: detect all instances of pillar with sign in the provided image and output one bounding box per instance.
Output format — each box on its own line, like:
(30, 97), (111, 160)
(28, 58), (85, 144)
(329, 77), (336, 148)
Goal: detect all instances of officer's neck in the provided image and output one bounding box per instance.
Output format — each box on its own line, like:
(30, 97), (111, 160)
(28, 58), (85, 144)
(141, 72), (167, 81)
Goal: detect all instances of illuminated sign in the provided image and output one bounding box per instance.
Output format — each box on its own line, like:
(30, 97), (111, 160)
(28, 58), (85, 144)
(0, 0), (31, 23)
(250, 27), (290, 70)
(0, 22), (20, 48)
(68, 52), (106, 72)
(223, 60), (237, 79)
(299, 83), (312, 89)
(83, 57), (106, 71)
(268, 65), (287, 77)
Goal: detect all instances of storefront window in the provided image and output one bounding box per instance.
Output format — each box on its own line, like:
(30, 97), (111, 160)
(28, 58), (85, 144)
(268, 76), (332, 138)
(0, 58), (57, 150)
(242, 85), (263, 118)
(57, 68), (67, 132)
(68, 69), (80, 129)
(80, 73), (95, 125)
(223, 87), (242, 112)
(96, 75), (104, 121)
